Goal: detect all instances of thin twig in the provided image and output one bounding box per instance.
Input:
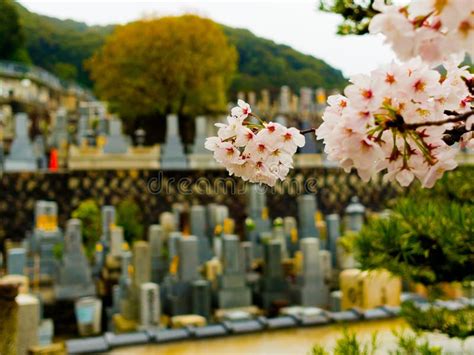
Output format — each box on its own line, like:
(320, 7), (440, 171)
(405, 109), (474, 129)
(300, 128), (316, 135)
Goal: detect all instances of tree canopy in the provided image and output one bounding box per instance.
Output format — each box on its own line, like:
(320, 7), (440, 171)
(0, 0), (27, 61)
(87, 15), (237, 119)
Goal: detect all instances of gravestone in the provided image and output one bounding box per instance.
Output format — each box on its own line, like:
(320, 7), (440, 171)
(178, 236), (200, 282)
(77, 116), (89, 146)
(261, 240), (289, 311)
(189, 116), (218, 168)
(192, 116), (210, 154)
(160, 114), (187, 169)
(260, 89), (271, 112)
(279, 86), (290, 113)
(299, 87), (313, 114)
(101, 205), (116, 249)
(118, 251), (135, 320)
(109, 226), (124, 257)
(168, 232), (182, 263)
(297, 195), (319, 239)
(16, 294), (40, 355)
(4, 113), (37, 171)
(139, 282), (160, 328)
(326, 214), (341, 267)
(284, 216), (299, 257)
(247, 184), (271, 258)
(241, 241), (253, 273)
(218, 235), (252, 309)
(33, 135), (47, 169)
(272, 225), (288, 259)
(165, 236), (201, 315)
(103, 119), (129, 154)
(149, 225), (166, 283)
(51, 108), (69, 149)
(293, 238), (328, 308)
(28, 200), (62, 279)
(133, 241), (151, 287)
(190, 205), (212, 263)
(55, 219), (96, 300)
(192, 280), (212, 319)
(7, 248), (26, 275)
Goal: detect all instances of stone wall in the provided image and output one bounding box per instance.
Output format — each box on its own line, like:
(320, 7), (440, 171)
(0, 168), (403, 242)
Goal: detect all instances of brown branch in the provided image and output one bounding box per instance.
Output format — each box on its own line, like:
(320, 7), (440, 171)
(405, 110), (474, 129)
(300, 128), (316, 135)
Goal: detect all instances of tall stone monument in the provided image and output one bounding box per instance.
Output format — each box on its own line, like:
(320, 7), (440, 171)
(217, 235), (252, 309)
(326, 214), (341, 267)
(190, 205), (212, 264)
(100, 205), (116, 249)
(247, 184), (271, 258)
(293, 238), (328, 308)
(28, 200), (63, 279)
(55, 219), (96, 300)
(160, 114), (187, 169)
(7, 248), (26, 275)
(103, 119), (129, 154)
(279, 86), (290, 114)
(4, 113), (37, 171)
(139, 282), (161, 328)
(297, 194), (319, 239)
(149, 225), (166, 283)
(261, 240), (289, 311)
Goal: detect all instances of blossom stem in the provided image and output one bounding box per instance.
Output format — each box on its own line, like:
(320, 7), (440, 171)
(404, 109), (474, 129)
(300, 128), (316, 135)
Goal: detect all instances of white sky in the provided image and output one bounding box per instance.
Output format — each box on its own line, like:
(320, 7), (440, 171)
(19, 0), (397, 77)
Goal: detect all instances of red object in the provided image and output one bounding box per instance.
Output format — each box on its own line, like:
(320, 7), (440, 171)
(49, 148), (59, 171)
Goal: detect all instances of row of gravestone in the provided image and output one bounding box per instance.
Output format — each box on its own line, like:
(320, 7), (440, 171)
(1, 112), (322, 172)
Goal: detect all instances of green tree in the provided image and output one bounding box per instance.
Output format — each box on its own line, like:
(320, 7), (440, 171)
(72, 199), (101, 259)
(0, 0), (27, 60)
(87, 15), (237, 120)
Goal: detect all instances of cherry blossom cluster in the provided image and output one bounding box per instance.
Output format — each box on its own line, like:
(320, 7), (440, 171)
(369, 0), (474, 65)
(316, 58), (473, 188)
(205, 100), (305, 186)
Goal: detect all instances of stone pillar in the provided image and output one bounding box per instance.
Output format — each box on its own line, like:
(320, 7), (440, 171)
(149, 225), (165, 283)
(217, 235), (252, 309)
(326, 214), (341, 267)
(178, 236), (200, 282)
(7, 248), (26, 275)
(139, 283), (160, 328)
(297, 194), (319, 239)
(192, 280), (211, 319)
(133, 241), (151, 287)
(190, 205), (212, 263)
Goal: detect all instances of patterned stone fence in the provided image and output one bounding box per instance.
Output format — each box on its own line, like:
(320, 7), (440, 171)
(0, 168), (404, 243)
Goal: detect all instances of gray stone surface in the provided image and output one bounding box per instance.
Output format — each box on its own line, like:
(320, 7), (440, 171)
(218, 235), (252, 309)
(66, 336), (109, 353)
(103, 119), (129, 154)
(190, 205), (212, 263)
(226, 319), (263, 333)
(101, 205), (116, 249)
(7, 247), (26, 275)
(5, 113), (37, 171)
(104, 331), (150, 347)
(293, 238), (328, 308)
(194, 324), (227, 338)
(192, 116), (210, 154)
(161, 114), (187, 169)
(261, 240), (289, 310)
(266, 316), (297, 329)
(192, 279), (211, 319)
(178, 236), (200, 282)
(297, 194), (319, 239)
(149, 224), (166, 283)
(55, 219), (95, 300)
(155, 328), (190, 342)
(326, 214), (341, 267)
